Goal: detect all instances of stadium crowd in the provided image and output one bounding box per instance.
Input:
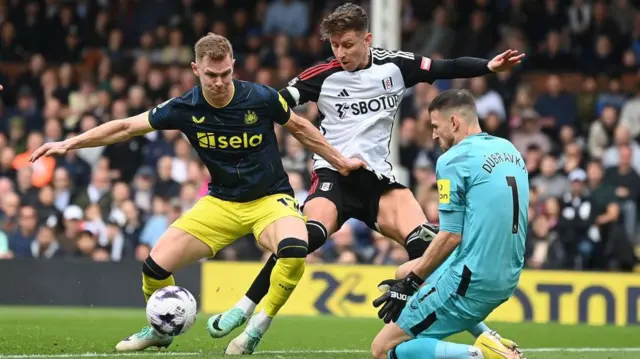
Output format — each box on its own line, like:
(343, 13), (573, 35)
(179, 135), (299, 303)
(0, 0), (639, 272)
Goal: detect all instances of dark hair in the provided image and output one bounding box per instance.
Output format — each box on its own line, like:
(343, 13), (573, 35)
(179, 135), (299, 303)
(427, 89), (477, 114)
(320, 2), (368, 40)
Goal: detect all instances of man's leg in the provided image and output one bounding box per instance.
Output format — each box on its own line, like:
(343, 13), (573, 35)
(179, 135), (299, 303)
(225, 214), (309, 355)
(373, 284), (518, 359)
(208, 171), (343, 339)
(243, 197), (338, 310)
(372, 323), (484, 359)
(376, 188), (431, 255)
(117, 195), (243, 352)
(376, 189), (515, 346)
(116, 227), (214, 351)
(372, 283), (485, 359)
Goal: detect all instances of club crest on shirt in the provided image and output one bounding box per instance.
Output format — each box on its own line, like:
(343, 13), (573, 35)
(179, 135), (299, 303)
(320, 182), (333, 191)
(382, 77), (393, 92)
(244, 110), (258, 125)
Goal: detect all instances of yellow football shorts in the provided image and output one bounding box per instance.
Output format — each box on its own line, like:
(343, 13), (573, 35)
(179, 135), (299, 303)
(171, 193), (305, 255)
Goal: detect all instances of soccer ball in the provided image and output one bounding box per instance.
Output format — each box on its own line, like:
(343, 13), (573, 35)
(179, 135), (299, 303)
(146, 286), (198, 336)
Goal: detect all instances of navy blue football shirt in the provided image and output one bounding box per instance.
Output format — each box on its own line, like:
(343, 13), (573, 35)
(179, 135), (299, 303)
(148, 80), (294, 202)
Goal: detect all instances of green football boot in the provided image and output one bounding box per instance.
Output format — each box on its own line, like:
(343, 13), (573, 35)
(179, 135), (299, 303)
(206, 308), (247, 339)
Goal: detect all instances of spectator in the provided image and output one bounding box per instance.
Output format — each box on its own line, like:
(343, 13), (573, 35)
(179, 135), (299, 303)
(602, 125), (640, 174)
(596, 77), (628, 115)
(619, 83), (640, 140)
(73, 167), (112, 214)
(154, 156), (181, 199)
(604, 145), (640, 242)
(588, 105), (619, 159)
(529, 31), (576, 71)
(511, 109), (552, 155)
(559, 141), (585, 175)
(281, 134), (307, 173)
(531, 154), (570, 201)
(101, 210), (128, 262)
(470, 76), (506, 121)
(559, 169), (592, 269)
(263, 0), (309, 37)
(13, 132), (56, 188)
(159, 28), (192, 65)
(8, 205), (39, 258)
(535, 74), (577, 138)
(0, 191), (20, 234)
(585, 160), (636, 270)
(140, 196), (169, 248)
(32, 225), (61, 259)
(575, 76), (598, 134)
(52, 167), (73, 212)
(405, 5), (454, 57)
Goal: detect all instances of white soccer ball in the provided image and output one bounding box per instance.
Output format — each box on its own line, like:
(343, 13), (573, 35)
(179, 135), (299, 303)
(146, 286), (198, 336)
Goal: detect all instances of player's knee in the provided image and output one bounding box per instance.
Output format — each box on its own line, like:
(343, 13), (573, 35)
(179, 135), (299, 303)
(277, 237), (309, 259)
(306, 220), (328, 253)
(405, 223), (437, 260)
(371, 339), (391, 359)
(142, 256), (172, 280)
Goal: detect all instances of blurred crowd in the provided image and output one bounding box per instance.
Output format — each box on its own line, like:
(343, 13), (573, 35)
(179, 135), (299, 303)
(0, 0), (639, 272)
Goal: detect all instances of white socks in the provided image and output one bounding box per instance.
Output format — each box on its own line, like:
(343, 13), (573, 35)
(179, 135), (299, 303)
(235, 296), (271, 333)
(236, 296), (257, 317)
(252, 310), (272, 333)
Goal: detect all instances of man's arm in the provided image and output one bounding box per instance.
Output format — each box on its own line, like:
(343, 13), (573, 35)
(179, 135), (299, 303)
(30, 112), (154, 162)
(595, 202), (620, 225)
(394, 49), (524, 87)
(65, 112), (153, 149)
(411, 229), (461, 280)
(427, 57), (492, 80)
(409, 160), (468, 278)
(268, 87), (364, 175)
(282, 112), (348, 172)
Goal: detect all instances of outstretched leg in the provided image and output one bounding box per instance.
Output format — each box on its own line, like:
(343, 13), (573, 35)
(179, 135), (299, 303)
(116, 227), (214, 351)
(118, 195), (242, 352)
(208, 197), (338, 339)
(225, 211), (310, 355)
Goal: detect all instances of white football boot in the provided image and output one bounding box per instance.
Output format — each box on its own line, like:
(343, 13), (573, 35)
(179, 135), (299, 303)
(115, 326), (173, 351)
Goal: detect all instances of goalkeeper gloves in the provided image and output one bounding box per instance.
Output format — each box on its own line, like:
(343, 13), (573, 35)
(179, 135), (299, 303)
(372, 272), (424, 324)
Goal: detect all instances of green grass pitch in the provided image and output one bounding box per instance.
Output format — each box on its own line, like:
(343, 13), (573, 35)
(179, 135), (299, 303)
(0, 307), (638, 358)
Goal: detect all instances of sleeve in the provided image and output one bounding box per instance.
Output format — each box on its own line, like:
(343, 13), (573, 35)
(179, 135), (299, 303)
(392, 51), (491, 88)
(436, 157), (467, 234)
(439, 211), (465, 234)
(148, 97), (180, 130)
(278, 61), (331, 108)
(267, 86), (292, 126)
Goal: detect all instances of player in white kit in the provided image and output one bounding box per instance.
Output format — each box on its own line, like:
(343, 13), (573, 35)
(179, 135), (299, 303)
(209, 3), (525, 355)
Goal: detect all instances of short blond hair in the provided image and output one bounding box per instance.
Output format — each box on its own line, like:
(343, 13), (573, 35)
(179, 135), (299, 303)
(194, 33), (234, 62)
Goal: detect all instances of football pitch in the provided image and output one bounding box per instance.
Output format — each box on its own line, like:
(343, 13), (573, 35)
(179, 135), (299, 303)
(0, 307), (638, 359)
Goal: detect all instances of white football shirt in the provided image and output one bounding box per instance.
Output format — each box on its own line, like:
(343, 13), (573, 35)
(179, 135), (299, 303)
(281, 48), (442, 178)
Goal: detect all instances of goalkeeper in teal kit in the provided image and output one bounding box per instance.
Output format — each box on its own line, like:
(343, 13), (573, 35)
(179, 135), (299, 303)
(371, 90), (528, 359)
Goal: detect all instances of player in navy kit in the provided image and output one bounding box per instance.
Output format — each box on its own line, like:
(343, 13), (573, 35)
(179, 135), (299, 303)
(209, 2), (525, 353)
(30, 33), (363, 354)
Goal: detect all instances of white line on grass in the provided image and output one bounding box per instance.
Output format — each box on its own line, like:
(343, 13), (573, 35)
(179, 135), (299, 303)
(2, 348), (640, 358)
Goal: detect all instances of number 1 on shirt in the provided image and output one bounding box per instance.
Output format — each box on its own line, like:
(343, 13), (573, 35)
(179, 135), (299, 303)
(506, 176), (519, 234)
